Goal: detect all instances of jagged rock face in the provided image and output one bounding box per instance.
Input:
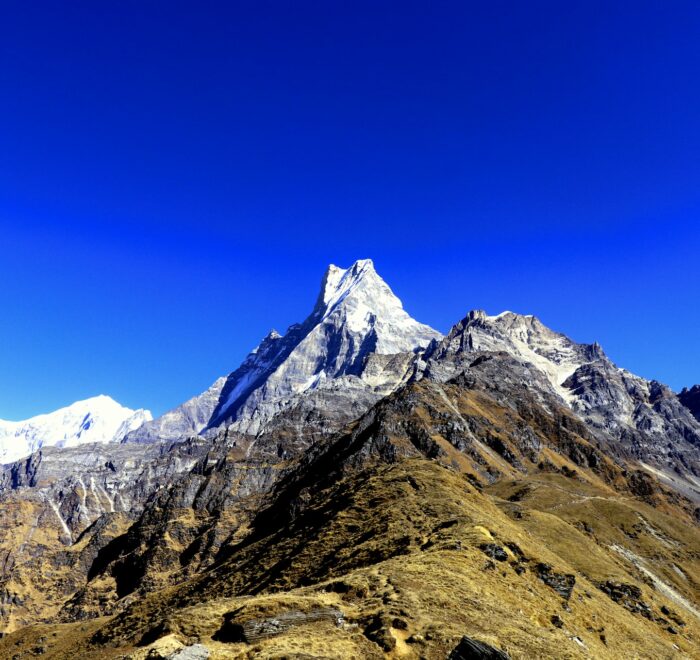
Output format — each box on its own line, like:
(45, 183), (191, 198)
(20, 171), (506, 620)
(679, 385), (700, 422)
(124, 378), (227, 445)
(421, 310), (604, 401)
(236, 351), (419, 445)
(564, 365), (700, 479)
(214, 259), (440, 435)
(0, 439), (210, 527)
(125, 259), (441, 444)
(0, 436), (217, 632)
(57, 433), (282, 620)
(0, 395), (152, 464)
(562, 370), (700, 504)
(421, 310), (700, 492)
(276, 351), (632, 494)
(0, 440), (210, 536)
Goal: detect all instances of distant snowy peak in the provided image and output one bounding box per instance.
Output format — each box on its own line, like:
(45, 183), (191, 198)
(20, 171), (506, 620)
(0, 395), (152, 464)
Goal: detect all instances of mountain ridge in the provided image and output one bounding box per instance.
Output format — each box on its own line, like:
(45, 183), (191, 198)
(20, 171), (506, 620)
(18, 347), (698, 658)
(0, 259), (698, 658)
(420, 308), (700, 498)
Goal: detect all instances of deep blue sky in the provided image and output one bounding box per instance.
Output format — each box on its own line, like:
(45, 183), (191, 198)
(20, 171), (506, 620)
(1, 2), (699, 419)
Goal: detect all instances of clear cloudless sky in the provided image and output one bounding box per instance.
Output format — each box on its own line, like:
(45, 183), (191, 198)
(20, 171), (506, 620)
(1, 1), (699, 419)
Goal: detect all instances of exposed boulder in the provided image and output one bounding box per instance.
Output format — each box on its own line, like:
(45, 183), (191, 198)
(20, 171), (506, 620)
(215, 606), (342, 644)
(535, 563), (576, 600)
(448, 635), (510, 659)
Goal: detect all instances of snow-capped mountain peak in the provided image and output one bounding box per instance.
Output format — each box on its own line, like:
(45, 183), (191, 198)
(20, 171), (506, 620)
(0, 396), (152, 464)
(208, 258), (442, 432)
(312, 258), (438, 354)
(126, 259), (442, 442)
(317, 259), (378, 310)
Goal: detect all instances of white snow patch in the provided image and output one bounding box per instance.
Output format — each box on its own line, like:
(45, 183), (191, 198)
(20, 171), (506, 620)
(610, 544), (700, 619)
(47, 498), (73, 545)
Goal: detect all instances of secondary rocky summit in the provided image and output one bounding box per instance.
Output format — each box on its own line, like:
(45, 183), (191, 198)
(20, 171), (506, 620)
(421, 309), (700, 497)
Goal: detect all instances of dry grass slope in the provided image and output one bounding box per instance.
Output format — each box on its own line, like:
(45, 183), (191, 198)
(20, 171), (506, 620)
(2, 459), (698, 659)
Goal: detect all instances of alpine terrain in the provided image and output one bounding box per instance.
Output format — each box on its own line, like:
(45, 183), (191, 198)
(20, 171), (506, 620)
(0, 259), (698, 660)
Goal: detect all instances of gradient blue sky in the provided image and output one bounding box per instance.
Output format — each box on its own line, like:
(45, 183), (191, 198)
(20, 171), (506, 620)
(1, 1), (699, 419)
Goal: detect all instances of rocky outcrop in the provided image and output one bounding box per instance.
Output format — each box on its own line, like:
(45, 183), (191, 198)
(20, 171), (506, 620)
(421, 310), (700, 495)
(215, 606), (342, 643)
(449, 636), (511, 660)
(679, 385), (700, 422)
(535, 563), (576, 600)
(0, 437), (214, 632)
(597, 581), (652, 618)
